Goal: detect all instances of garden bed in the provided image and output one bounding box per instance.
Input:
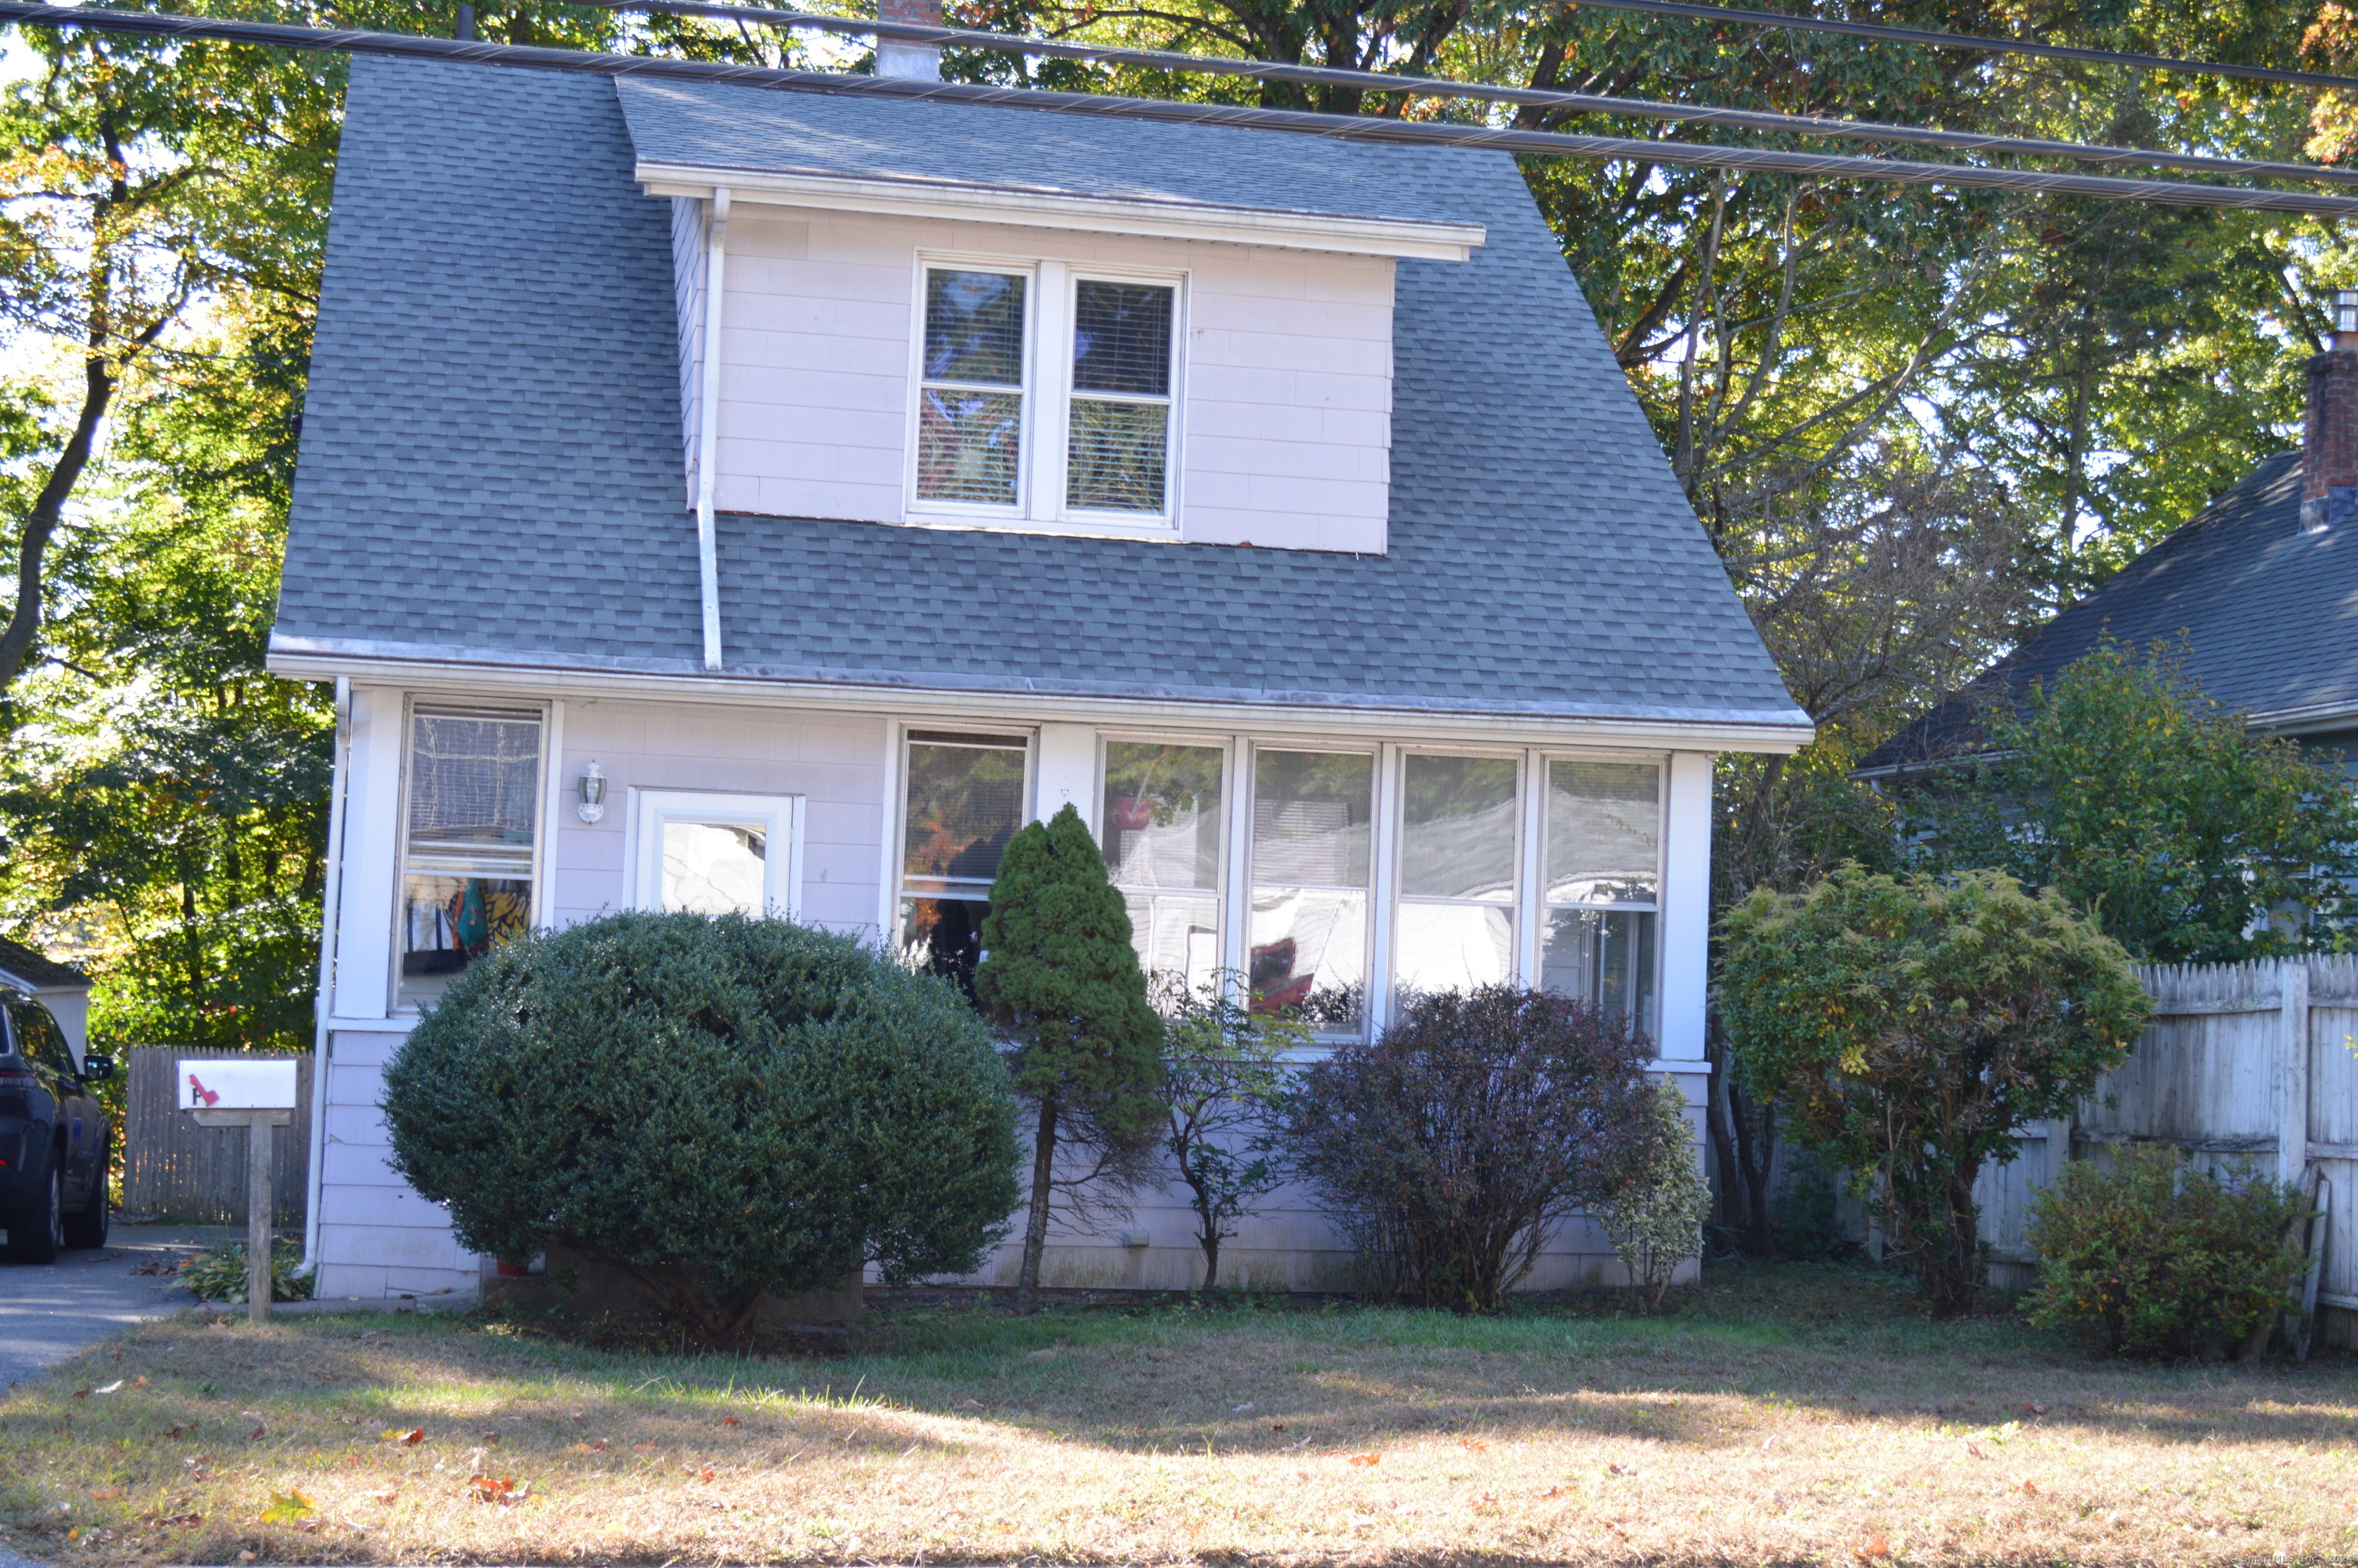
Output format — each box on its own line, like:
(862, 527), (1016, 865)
(0, 1260), (2349, 1566)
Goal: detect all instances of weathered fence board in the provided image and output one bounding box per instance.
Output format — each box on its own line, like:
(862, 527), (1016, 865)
(122, 1048), (312, 1227)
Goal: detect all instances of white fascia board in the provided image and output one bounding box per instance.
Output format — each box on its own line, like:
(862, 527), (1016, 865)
(634, 162), (1486, 262)
(266, 644), (1814, 754)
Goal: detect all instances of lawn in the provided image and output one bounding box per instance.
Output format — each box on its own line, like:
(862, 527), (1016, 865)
(1, 1261), (2352, 1566)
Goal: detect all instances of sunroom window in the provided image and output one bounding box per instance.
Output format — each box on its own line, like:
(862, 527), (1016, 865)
(1101, 741), (1224, 995)
(397, 705), (543, 1008)
(1393, 753), (1520, 999)
(1248, 749), (1371, 1030)
(1540, 758), (1660, 1028)
(898, 731), (1029, 994)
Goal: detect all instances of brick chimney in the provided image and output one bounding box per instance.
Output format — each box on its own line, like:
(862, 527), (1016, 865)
(2302, 288), (2358, 533)
(877, 0), (942, 80)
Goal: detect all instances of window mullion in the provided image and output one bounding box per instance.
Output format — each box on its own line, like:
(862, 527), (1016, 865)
(1029, 260), (1070, 521)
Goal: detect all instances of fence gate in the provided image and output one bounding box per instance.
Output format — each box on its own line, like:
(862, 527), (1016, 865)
(122, 1048), (313, 1227)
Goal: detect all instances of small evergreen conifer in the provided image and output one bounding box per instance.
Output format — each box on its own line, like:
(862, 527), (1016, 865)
(976, 803), (1164, 1314)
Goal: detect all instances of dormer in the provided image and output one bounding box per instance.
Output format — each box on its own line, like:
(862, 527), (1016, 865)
(616, 81), (1484, 553)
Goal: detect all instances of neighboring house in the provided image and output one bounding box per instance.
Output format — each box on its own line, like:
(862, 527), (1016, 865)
(269, 48), (1811, 1300)
(1860, 299), (2358, 783)
(0, 938), (91, 1068)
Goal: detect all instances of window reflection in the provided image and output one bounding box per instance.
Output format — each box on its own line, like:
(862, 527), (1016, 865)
(1250, 750), (1372, 1029)
(1101, 741), (1224, 991)
(1541, 758), (1660, 1032)
(398, 708), (542, 1008)
(900, 732), (1028, 996)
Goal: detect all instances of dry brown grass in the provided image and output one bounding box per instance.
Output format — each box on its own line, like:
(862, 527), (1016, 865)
(2, 1262), (2354, 1566)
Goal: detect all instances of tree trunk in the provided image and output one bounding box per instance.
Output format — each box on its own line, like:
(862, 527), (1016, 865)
(1014, 1097), (1058, 1316)
(0, 356), (117, 692)
(1200, 1229), (1220, 1293)
(1737, 1082), (1777, 1259)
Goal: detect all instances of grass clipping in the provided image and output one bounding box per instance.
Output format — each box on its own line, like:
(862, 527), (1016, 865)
(1, 1265), (2353, 1566)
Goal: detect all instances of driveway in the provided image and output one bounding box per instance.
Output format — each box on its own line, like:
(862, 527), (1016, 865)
(0, 1223), (221, 1389)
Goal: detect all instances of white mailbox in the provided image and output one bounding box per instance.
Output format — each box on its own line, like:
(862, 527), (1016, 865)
(177, 1058), (298, 1112)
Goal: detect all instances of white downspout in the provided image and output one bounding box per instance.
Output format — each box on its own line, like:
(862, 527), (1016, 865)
(695, 187), (729, 672)
(300, 675), (352, 1275)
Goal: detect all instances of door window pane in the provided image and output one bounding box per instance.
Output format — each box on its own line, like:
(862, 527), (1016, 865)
(916, 269), (1026, 507)
(662, 820), (767, 916)
(1546, 760), (1660, 904)
(1251, 750), (1372, 1028)
(399, 708), (541, 1008)
(899, 733), (1028, 997)
(1400, 754), (1517, 901)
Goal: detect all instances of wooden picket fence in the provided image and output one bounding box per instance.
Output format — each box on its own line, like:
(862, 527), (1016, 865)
(121, 1048), (313, 1226)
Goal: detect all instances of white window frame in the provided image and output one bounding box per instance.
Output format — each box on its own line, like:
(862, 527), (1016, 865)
(903, 250), (1187, 540)
(388, 696), (550, 1013)
(1387, 745), (1527, 1005)
(623, 789), (806, 919)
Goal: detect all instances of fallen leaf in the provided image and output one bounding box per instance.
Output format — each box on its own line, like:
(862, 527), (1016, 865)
(481, 1431), (500, 1445)
(164, 1423), (196, 1439)
(570, 1412), (586, 1423)
(162, 1514), (202, 1527)
(722, 1417), (740, 1428)
(469, 1476), (529, 1505)
(237, 1550), (256, 1562)
(2020, 1479), (2039, 1495)
(1968, 1444), (1989, 1460)
(687, 1467), (715, 1482)
(134, 1376), (148, 1388)
(368, 1490), (397, 1505)
(1607, 1463), (1638, 1477)
(71, 1388), (91, 1401)
(259, 1490), (314, 1525)
(1855, 1535), (1891, 1560)
(1347, 1452), (1382, 1467)
(571, 1441), (606, 1454)
(88, 1487), (122, 1501)
(382, 1428), (424, 1445)
(2023, 1402), (2047, 1416)
(1461, 1438), (1489, 1454)
(633, 1442), (656, 1451)
(1470, 1491), (1500, 1511)
(248, 1424), (266, 1441)
(1269, 1422), (1287, 1432)
(1541, 1485), (1571, 1499)
(91, 1381), (123, 1395)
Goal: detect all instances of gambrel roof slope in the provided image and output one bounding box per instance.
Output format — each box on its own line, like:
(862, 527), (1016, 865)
(272, 57), (1806, 733)
(1861, 452), (2358, 774)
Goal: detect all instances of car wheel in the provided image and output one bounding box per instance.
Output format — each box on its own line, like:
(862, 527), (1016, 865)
(8, 1160), (62, 1265)
(63, 1141), (108, 1249)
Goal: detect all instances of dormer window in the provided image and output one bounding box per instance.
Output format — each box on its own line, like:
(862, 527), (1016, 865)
(910, 256), (1183, 536)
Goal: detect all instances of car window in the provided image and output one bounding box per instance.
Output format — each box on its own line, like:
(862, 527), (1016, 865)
(6, 1002), (74, 1078)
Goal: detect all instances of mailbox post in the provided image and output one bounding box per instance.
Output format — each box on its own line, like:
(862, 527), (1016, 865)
(178, 1060), (299, 1324)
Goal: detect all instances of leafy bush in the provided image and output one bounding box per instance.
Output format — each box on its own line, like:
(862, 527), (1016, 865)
(383, 911), (1021, 1346)
(1154, 971), (1307, 1291)
(2025, 1146), (2314, 1358)
(1594, 1078), (1711, 1312)
(1285, 985), (1653, 1312)
(182, 1237), (311, 1303)
(1719, 865), (2149, 1318)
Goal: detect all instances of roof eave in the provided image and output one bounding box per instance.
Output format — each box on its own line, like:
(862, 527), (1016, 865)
(634, 161), (1488, 261)
(266, 633), (1815, 753)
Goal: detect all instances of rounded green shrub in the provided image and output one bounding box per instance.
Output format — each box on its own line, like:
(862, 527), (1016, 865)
(382, 911), (1020, 1345)
(2024, 1145), (2313, 1358)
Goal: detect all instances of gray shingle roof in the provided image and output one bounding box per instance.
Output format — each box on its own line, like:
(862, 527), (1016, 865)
(0, 936), (88, 994)
(616, 75), (1484, 228)
(1860, 451), (2358, 772)
(273, 57), (1805, 731)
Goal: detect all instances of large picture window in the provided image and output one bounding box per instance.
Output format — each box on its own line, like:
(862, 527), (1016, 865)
(397, 705), (543, 1008)
(1539, 758), (1660, 1028)
(910, 259), (1181, 531)
(1393, 753), (1520, 1000)
(1101, 741), (1224, 995)
(1248, 749), (1371, 1031)
(898, 731), (1029, 994)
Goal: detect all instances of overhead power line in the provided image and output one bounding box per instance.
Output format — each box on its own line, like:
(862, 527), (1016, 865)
(2, 1), (2356, 217)
(614, 0), (2358, 187)
(1561, 0), (2358, 95)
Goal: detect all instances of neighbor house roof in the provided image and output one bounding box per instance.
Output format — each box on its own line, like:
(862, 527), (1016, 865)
(1859, 451), (2358, 775)
(0, 936), (88, 995)
(269, 58), (1808, 735)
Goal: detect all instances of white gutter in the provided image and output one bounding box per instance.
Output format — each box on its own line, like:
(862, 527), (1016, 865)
(300, 675), (352, 1275)
(695, 187), (729, 672)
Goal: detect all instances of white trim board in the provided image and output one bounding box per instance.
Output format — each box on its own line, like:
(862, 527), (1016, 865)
(634, 163), (1486, 262)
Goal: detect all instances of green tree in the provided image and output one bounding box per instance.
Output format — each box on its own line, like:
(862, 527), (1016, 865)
(1717, 865), (2152, 1317)
(385, 912), (1020, 1348)
(1914, 642), (2358, 962)
(1153, 971), (1304, 1292)
(1593, 1077), (1711, 1314)
(976, 803), (1164, 1315)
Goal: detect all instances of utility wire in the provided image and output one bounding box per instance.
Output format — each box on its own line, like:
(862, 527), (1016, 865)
(1560, 0), (2358, 95)
(4, 1), (2357, 216)
(609, 0), (2358, 187)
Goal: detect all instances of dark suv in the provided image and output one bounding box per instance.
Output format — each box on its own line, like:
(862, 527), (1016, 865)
(0, 989), (114, 1262)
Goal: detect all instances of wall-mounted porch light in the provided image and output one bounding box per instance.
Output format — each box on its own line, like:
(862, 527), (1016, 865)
(578, 761), (608, 824)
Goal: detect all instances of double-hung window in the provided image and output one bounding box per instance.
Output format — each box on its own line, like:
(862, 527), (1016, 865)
(1539, 759), (1661, 1028)
(1100, 741), (1225, 995)
(911, 259), (1181, 531)
(396, 705), (544, 1008)
(897, 731), (1029, 994)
